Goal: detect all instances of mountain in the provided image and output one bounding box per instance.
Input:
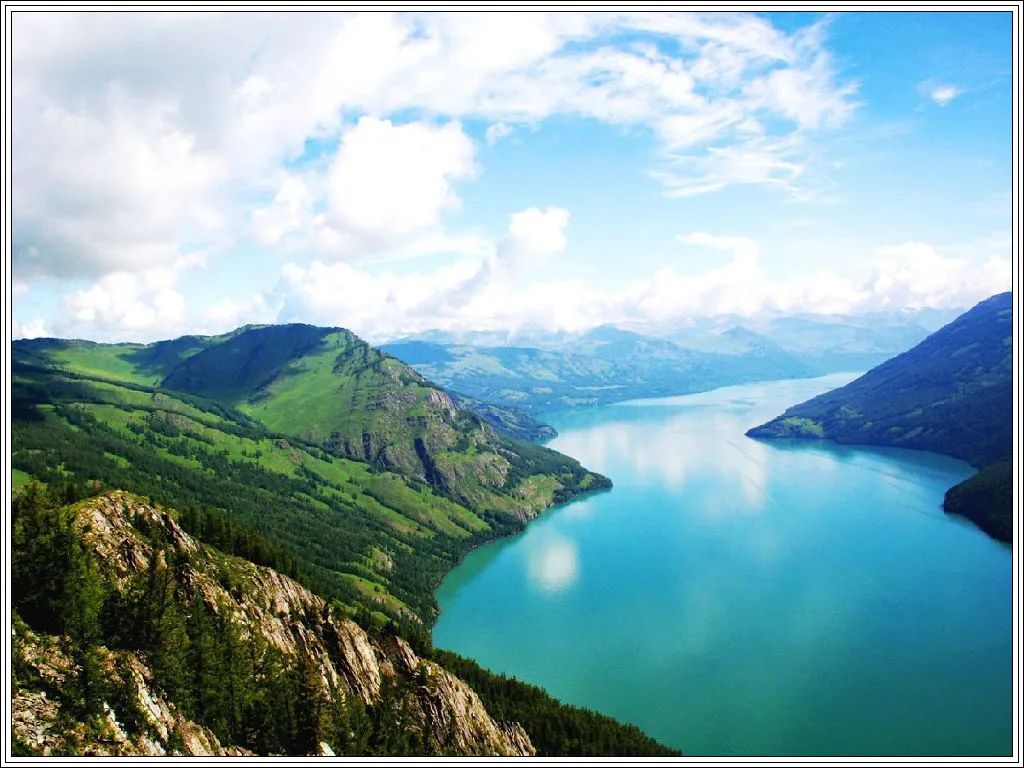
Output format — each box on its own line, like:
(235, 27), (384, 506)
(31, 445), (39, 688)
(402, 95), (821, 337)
(11, 489), (676, 757)
(380, 312), (943, 420)
(747, 315), (934, 373)
(381, 326), (815, 416)
(748, 293), (1013, 541)
(158, 325), (586, 509)
(12, 325), (608, 627)
(662, 312), (938, 374)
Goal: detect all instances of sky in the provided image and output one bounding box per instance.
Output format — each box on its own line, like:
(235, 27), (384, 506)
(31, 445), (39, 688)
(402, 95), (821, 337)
(10, 10), (1015, 343)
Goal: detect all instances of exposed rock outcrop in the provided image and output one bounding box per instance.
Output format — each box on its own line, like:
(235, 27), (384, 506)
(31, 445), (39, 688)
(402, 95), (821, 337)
(13, 491), (535, 757)
(12, 623), (251, 756)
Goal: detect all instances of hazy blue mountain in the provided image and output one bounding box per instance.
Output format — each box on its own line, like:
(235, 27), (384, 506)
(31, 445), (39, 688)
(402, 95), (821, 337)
(751, 316), (933, 373)
(657, 311), (939, 374)
(382, 326), (817, 416)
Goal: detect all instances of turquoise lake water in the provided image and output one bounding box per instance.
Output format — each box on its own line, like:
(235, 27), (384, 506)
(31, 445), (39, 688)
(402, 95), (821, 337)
(433, 374), (1012, 756)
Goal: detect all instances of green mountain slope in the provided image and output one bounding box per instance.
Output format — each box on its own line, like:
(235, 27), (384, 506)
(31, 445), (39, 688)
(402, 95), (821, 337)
(748, 292), (1013, 540)
(12, 327), (608, 626)
(161, 325), (587, 508)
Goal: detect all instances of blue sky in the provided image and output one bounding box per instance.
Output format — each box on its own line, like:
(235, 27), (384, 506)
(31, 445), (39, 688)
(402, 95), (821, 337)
(11, 10), (1014, 342)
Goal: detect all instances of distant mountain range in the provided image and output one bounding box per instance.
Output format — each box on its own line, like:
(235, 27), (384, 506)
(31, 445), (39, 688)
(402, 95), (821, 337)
(748, 293), (1013, 542)
(381, 312), (941, 418)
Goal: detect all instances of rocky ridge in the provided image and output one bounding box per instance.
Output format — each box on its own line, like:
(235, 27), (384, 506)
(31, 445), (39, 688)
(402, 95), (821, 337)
(12, 491), (535, 757)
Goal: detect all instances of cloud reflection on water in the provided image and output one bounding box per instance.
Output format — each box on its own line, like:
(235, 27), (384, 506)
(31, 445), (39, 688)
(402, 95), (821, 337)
(554, 403), (772, 512)
(526, 531), (580, 593)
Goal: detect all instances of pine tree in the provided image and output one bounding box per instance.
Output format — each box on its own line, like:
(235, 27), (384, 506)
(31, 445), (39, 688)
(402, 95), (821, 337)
(60, 537), (108, 716)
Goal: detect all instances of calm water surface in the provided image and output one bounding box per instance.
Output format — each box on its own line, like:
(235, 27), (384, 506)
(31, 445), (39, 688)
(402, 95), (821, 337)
(434, 374), (1012, 756)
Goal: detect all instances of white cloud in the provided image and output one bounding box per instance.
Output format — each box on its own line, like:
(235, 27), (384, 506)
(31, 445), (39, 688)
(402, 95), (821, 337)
(251, 175), (316, 246)
(870, 241), (1010, 310)
(24, 11), (998, 346)
(485, 122), (513, 146)
(324, 117), (477, 251)
(654, 135), (809, 198)
(929, 84), (960, 106)
(14, 85), (227, 278)
(202, 293), (279, 333)
(13, 319), (54, 340)
(13, 11), (860, 284)
(273, 206), (572, 338)
(500, 207), (570, 268)
(57, 262), (195, 342)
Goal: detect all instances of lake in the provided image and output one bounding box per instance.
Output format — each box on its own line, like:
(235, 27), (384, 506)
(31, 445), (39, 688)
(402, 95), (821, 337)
(433, 374), (1012, 756)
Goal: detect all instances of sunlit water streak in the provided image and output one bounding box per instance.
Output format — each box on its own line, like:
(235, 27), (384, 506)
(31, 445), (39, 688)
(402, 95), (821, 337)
(434, 375), (1011, 756)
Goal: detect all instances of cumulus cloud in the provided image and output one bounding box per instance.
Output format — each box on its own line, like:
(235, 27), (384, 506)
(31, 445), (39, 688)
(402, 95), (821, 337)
(251, 175), (317, 246)
(53, 257), (208, 342)
(249, 118), (478, 258)
(870, 241), (1010, 309)
(202, 293), (279, 333)
(272, 206), (571, 338)
(499, 207), (570, 269)
(13, 318), (54, 340)
(263, 226), (1009, 342)
(325, 118), (477, 249)
(14, 85), (227, 278)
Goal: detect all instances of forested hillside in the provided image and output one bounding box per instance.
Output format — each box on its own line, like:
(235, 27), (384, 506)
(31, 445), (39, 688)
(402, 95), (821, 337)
(12, 326), (608, 628)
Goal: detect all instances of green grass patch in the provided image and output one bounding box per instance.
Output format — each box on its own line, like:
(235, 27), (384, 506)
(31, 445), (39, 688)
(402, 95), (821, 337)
(12, 468), (32, 491)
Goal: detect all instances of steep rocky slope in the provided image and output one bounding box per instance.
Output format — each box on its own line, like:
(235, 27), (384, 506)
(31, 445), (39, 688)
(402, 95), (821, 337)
(12, 491), (534, 757)
(13, 621), (253, 757)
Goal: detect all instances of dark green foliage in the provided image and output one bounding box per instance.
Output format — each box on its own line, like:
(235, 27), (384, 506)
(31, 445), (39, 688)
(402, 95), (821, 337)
(503, 436), (612, 503)
(12, 483), (109, 715)
(60, 534), (110, 716)
(944, 461), (1013, 543)
(12, 402), (379, 613)
(10, 488), (372, 755)
(431, 650), (680, 757)
(161, 324), (334, 403)
(366, 676), (425, 756)
(176, 505), (300, 579)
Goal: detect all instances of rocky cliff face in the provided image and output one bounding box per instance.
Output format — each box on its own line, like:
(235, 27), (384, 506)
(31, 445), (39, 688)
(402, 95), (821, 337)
(13, 622), (252, 757)
(12, 491), (535, 757)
